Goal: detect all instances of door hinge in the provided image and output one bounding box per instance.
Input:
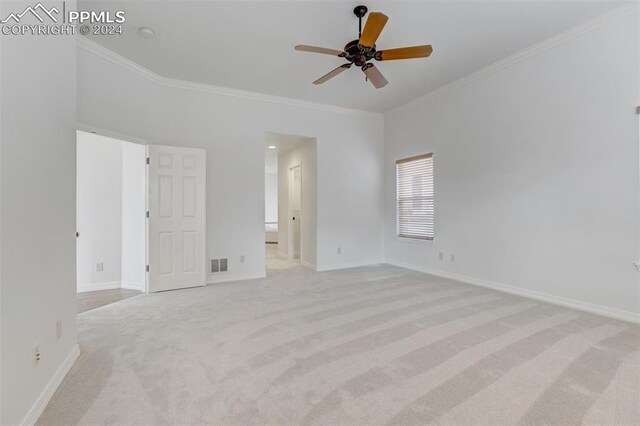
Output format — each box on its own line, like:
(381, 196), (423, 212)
(146, 211), (149, 218)
(146, 157), (150, 165)
(146, 265), (150, 272)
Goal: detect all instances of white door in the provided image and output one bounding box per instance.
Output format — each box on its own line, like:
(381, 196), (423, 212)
(147, 145), (206, 292)
(289, 165), (301, 260)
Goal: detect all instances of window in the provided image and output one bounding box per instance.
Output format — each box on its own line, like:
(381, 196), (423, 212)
(396, 153), (434, 240)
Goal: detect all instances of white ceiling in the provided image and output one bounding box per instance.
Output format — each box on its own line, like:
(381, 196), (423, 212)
(265, 132), (314, 174)
(81, 0), (621, 112)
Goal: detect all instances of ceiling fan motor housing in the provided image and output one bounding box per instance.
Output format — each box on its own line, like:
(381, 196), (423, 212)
(344, 39), (376, 67)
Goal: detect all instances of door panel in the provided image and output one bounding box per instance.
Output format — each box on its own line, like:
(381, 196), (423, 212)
(183, 176), (197, 217)
(159, 232), (174, 274)
(148, 145), (206, 292)
(159, 176), (174, 217)
(183, 231), (197, 272)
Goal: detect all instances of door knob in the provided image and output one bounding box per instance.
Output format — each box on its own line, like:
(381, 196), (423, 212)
(76, 231), (80, 238)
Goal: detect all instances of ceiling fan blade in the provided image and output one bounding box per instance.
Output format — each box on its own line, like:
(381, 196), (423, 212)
(359, 12), (388, 49)
(313, 64), (351, 85)
(362, 63), (388, 89)
(375, 45), (433, 61)
(295, 45), (345, 56)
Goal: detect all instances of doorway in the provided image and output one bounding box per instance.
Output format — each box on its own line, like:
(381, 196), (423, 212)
(76, 130), (146, 311)
(76, 131), (207, 311)
(264, 132), (317, 274)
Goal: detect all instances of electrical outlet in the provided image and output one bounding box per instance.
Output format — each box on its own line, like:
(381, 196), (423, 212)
(56, 320), (62, 340)
(450, 254), (455, 262)
(337, 247), (342, 255)
(96, 262), (104, 272)
(438, 252), (444, 261)
(240, 255), (245, 263)
(33, 344), (41, 365)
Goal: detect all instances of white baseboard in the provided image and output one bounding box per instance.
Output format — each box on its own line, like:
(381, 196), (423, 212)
(121, 281), (145, 292)
(386, 260), (640, 324)
(21, 344), (80, 425)
(316, 259), (385, 272)
(300, 260), (317, 270)
(207, 272), (266, 284)
(77, 281), (121, 293)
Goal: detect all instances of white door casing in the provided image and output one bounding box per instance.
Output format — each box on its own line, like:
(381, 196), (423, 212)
(289, 165), (301, 260)
(147, 145), (206, 292)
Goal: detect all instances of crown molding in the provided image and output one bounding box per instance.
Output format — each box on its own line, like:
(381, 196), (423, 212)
(77, 35), (162, 85)
(160, 76), (382, 118)
(76, 36), (382, 119)
(388, 1), (639, 114)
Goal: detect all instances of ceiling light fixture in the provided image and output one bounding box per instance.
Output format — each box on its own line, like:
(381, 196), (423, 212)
(138, 27), (155, 38)
(268, 145), (277, 149)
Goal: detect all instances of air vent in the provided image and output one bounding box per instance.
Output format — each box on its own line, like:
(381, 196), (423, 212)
(210, 258), (228, 273)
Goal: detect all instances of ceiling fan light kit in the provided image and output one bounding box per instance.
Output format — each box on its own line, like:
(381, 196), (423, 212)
(295, 5), (433, 89)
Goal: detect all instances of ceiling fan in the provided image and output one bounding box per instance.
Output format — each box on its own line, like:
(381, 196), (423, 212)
(295, 5), (433, 89)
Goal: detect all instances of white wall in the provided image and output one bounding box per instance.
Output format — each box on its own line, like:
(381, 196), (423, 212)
(76, 131), (146, 292)
(278, 141), (317, 267)
(0, 1), (78, 423)
(384, 9), (640, 320)
(121, 141), (146, 291)
(265, 172), (278, 223)
(77, 40), (385, 281)
(77, 132), (123, 291)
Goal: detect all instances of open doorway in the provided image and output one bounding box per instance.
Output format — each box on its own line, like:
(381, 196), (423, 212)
(77, 131), (207, 308)
(76, 130), (146, 312)
(264, 132), (317, 274)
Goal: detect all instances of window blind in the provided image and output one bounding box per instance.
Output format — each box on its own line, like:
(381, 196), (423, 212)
(396, 153), (434, 240)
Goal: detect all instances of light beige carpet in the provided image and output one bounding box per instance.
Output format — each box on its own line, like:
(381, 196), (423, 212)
(39, 248), (639, 425)
(77, 288), (142, 314)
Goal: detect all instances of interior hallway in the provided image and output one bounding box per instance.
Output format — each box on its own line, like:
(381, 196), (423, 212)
(265, 243), (302, 275)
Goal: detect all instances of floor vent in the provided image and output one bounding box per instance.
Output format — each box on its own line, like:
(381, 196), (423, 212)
(210, 258), (228, 273)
